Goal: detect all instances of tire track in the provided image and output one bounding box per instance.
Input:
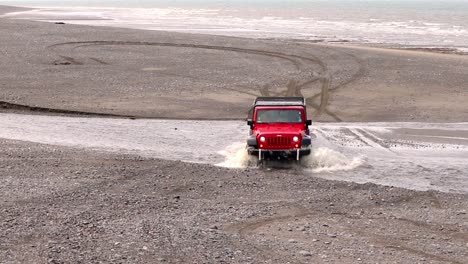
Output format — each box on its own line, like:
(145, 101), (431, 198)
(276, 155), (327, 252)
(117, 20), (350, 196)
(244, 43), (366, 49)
(342, 128), (371, 146)
(224, 204), (312, 264)
(345, 128), (394, 153)
(2, 40), (366, 122)
(50, 41), (304, 70)
(303, 48), (367, 120)
(225, 207), (310, 236)
(348, 225), (466, 264)
(312, 128), (329, 140)
(356, 128), (393, 151)
(384, 244), (464, 264)
(88, 57), (109, 65)
(228, 209), (466, 264)
(48, 41), (336, 120)
(47, 41), (367, 122)
(53, 55), (83, 65)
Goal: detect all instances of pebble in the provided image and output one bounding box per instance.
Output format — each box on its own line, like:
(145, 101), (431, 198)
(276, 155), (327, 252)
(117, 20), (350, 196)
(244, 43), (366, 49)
(288, 239), (297, 243)
(299, 250), (312, 257)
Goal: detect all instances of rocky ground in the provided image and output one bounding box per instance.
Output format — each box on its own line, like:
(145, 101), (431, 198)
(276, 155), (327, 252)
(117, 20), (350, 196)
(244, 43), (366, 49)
(1, 139), (467, 263)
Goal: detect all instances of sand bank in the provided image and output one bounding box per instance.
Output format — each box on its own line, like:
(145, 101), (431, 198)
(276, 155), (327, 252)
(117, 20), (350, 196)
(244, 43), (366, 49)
(1, 5), (467, 122)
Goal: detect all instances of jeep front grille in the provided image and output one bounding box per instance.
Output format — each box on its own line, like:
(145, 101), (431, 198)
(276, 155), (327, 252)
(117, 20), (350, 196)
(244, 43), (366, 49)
(266, 135), (293, 149)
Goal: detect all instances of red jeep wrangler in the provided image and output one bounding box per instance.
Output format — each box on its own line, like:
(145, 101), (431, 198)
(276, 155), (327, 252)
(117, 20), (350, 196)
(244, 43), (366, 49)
(246, 97), (312, 161)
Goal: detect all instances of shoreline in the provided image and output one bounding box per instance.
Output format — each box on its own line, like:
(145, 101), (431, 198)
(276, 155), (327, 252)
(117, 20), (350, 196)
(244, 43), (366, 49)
(0, 4), (31, 15)
(2, 4), (467, 56)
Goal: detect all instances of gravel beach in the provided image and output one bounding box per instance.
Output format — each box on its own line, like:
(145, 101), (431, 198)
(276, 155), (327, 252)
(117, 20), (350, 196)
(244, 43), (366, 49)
(1, 139), (467, 263)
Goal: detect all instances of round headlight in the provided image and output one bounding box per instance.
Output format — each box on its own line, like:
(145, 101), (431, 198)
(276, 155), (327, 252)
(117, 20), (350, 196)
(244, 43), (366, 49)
(259, 136), (266, 143)
(293, 136), (299, 142)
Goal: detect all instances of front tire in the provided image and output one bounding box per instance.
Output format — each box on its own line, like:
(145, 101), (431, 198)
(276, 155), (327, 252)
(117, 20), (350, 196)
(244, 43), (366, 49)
(300, 148), (311, 156)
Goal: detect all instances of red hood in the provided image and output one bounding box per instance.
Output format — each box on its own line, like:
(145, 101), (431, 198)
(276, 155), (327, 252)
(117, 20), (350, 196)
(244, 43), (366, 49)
(254, 123), (304, 135)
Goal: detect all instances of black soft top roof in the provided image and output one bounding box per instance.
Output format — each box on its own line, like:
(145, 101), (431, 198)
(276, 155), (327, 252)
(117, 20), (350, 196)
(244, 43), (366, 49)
(254, 97), (306, 107)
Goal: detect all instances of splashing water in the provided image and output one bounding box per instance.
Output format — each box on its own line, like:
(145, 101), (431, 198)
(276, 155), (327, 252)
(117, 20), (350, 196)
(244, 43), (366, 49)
(216, 142), (253, 168)
(217, 142), (364, 172)
(303, 147), (365, 173)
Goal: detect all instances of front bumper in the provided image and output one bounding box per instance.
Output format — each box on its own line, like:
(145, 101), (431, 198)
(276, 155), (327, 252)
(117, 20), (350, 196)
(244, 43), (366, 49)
(247, 145), (311, 160)
(247, 135), (312, 148)
(246, 135), (312, 160)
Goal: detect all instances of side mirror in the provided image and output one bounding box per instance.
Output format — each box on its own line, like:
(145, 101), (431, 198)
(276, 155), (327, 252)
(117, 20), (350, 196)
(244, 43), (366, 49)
(306, 120), (312, 126)
(247, 119), (253, 128)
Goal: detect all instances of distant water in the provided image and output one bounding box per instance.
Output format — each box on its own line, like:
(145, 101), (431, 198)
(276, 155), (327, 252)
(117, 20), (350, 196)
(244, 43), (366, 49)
(2, 0), (468, 51)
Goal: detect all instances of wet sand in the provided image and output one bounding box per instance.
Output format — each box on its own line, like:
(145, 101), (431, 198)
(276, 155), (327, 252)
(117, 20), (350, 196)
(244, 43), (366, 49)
(1, 6), (468, 122)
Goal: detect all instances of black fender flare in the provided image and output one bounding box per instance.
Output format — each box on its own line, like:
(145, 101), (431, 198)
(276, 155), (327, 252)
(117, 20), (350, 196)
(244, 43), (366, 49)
(247, 136), (257, 147)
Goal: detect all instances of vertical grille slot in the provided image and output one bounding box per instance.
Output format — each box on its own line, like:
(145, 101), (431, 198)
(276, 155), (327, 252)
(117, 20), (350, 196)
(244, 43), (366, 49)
(265, 135), (293, 149)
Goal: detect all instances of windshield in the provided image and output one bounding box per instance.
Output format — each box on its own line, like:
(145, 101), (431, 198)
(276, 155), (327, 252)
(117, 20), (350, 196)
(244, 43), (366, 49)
(256, 110), (302, 124)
